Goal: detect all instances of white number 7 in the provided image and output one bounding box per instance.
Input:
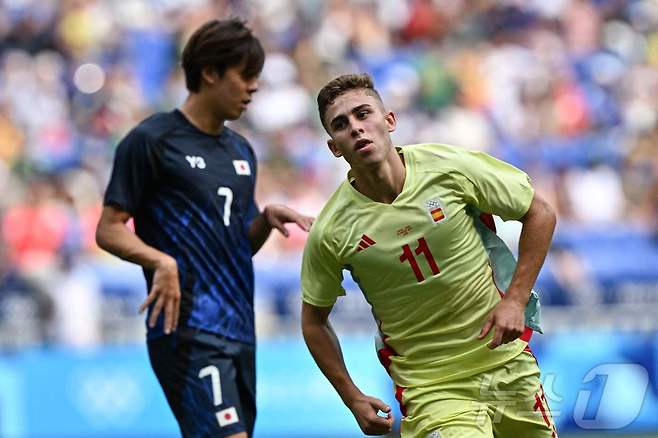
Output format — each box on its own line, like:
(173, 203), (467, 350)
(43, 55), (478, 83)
(217, 186), (233, 226)
(198, 365), (223, 406)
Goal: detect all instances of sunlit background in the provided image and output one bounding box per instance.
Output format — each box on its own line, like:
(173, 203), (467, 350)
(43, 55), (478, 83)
(1, 0), (658, 437)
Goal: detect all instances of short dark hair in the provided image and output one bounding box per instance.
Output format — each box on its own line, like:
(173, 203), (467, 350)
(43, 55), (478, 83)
(317, 73), (383, 128)
(181, 18), (265, 92)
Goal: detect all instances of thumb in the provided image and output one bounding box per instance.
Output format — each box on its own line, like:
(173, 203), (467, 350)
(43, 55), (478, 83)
(370, 397), (391, 413)
(478, 314), (494, 339)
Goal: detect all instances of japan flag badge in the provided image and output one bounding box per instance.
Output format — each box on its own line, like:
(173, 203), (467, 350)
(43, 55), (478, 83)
(216, 406), (240, 427)
(233, 160), (251, 175)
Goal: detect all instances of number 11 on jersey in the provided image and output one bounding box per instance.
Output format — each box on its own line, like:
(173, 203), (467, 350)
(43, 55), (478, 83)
(399, 237), (440, 282)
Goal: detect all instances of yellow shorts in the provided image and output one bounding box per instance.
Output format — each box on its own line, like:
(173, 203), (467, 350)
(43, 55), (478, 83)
(399, 350), (558, 438)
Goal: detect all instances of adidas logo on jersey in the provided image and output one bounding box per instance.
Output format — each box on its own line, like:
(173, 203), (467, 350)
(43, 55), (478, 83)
(356, 234), (376, 252)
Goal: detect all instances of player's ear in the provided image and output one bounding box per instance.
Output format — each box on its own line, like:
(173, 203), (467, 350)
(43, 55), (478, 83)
(201, 66), (219, 86)
(385, 111), (397, 133)
(327, 139), (342, 157)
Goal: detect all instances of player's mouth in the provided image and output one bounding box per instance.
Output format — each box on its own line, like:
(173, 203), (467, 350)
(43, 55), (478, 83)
(240, 99), (251, 109)
(354, 138), (372, 151)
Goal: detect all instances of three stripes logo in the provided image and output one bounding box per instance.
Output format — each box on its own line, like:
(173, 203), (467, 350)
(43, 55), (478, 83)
(356, 234), (376, 252)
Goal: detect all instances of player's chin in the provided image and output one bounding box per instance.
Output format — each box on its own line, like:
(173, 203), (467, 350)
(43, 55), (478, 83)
(227, 110), (244, 120)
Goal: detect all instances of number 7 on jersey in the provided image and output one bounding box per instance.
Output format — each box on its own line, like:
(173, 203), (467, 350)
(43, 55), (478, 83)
(217, 186), (233, 226)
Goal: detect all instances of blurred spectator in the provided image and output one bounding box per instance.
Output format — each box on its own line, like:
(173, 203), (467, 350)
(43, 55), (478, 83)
(1, 0), (658, 345)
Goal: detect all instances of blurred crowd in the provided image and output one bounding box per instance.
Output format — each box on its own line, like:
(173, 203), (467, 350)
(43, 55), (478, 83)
(1, 0), (658, 348)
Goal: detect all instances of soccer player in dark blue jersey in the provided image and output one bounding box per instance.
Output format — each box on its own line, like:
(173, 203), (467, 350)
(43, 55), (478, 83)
(96, 18), (313, 438)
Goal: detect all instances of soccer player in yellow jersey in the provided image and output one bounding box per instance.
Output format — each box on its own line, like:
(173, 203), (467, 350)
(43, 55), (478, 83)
(300, 74), (558, 438)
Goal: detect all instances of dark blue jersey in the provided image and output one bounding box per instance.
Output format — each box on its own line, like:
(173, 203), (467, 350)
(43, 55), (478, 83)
(104, 110), (259, 344)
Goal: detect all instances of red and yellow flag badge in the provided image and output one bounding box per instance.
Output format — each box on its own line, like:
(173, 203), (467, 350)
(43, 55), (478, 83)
(425, 197), (447, 224)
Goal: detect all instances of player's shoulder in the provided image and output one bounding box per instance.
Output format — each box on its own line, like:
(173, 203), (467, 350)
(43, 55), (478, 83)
(308, 181), (355, 239)
(400, 143), (489, 173)
(222, 125), (256, 158)
(401, 142), (473, 160)
(121, 111), (182, 147)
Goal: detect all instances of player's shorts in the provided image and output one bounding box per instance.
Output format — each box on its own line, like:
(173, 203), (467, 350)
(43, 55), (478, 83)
(147, 328), (256, 437)
(399, 350), (558, 438)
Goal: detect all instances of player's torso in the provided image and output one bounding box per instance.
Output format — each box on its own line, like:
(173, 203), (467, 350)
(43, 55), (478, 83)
(137, 122), (258, 343)
(334, 161), (499, 345)
(148, 128), (256, 233)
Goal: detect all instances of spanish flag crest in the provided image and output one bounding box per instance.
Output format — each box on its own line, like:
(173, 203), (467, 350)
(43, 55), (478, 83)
(425, 197), (447, 224)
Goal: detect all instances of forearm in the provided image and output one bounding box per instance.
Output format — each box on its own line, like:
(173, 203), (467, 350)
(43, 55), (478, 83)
(302, 314), (362, 405)
(247, 211), (273, 254)
(96, 219), (173, 270)
(505, 195), (556, 305)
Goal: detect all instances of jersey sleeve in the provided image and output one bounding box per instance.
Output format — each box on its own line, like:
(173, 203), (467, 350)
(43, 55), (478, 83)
(103, 127), (159, 215)
(243, 149), (260, 228)
(300, 222), (346, 307)
(454, 150), (534, 221)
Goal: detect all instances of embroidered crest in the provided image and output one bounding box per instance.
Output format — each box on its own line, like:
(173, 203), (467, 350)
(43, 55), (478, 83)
(425, 197), (447, 224)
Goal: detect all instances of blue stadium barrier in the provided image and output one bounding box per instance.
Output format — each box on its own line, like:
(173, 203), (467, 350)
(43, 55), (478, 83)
(1, 332), (658, 437)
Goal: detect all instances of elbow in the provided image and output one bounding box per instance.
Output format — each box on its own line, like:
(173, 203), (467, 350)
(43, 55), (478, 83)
(525, 194), (557, 230)
(95, 225), (107, 251)
(95, 220), (111, 251)
(539, 196), (557, 232)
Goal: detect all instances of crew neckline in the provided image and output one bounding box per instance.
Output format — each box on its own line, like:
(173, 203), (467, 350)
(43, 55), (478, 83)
(173, 109), (227, 139)
(346, 147), (412, 206)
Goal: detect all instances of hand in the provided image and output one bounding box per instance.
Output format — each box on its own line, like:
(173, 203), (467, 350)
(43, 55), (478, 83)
(478, 298), (525, 349)
(347, 394), (394, 436)
(138, 255), (181, 334)
(263, 204), (314, 237)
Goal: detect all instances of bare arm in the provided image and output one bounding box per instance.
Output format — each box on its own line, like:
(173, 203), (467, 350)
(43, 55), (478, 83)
(479, 193), (557, 348)
(506, 193), (557, 306)
(301, 302), (393, 436)
(247, 204), (314, 254)
(96, 205), (180, 334)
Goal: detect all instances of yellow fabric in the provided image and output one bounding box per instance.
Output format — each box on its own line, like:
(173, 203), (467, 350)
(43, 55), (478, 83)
(301, 143), (535, 388)
(400, 351), (558, 438)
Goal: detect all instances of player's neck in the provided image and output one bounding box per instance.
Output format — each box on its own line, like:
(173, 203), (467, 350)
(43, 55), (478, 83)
(180, 94), (226, 136)
(351, 148), (406, 204)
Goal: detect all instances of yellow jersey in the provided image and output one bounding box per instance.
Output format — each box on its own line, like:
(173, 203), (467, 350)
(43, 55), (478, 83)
(301, 143), (535, 388)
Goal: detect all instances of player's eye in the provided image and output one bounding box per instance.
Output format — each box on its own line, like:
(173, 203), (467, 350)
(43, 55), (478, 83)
(357, 110), (369, 119)
(333, 120), (346, 130)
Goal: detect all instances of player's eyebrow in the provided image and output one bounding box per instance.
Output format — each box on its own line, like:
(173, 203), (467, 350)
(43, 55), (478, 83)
(329, 104), (372, 130)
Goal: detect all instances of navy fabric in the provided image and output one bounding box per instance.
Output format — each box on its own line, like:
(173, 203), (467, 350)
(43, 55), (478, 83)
(148, 329), (256, 437)
(104, 110), (259, 343)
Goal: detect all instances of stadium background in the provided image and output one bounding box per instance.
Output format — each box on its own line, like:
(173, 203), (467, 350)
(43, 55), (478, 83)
(1, 0), (658, 436)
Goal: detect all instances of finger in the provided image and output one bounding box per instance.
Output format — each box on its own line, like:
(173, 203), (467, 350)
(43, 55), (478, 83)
(478, 316), (494, 339)
(370, 398), (391, 413)
(272, 219), (289, 237)
(502, 328), (522, 344)
(488, 327), (504, 349)
(172, 294), (180, 332)
(138, 291), (157, 314)
(367, 416), (393, 435)
(163, 295), (174, 334)
(149, 295), (165, 328)
(295, 215), (314, 232)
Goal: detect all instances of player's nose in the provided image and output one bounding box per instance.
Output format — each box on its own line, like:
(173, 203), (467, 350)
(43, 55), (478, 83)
(350, 122), (365, 138)
(247, 78), (259, 94)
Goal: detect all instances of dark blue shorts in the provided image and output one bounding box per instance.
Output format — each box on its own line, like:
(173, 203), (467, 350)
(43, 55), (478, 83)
(147, 328), (256, 437)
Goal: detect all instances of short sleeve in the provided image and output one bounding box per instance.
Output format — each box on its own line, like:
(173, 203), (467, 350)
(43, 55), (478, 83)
(103, 127), (159, 214)
(455, 150), (534, 221)
(300, 223), (346, 307)
(243, 152), (260, 229)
